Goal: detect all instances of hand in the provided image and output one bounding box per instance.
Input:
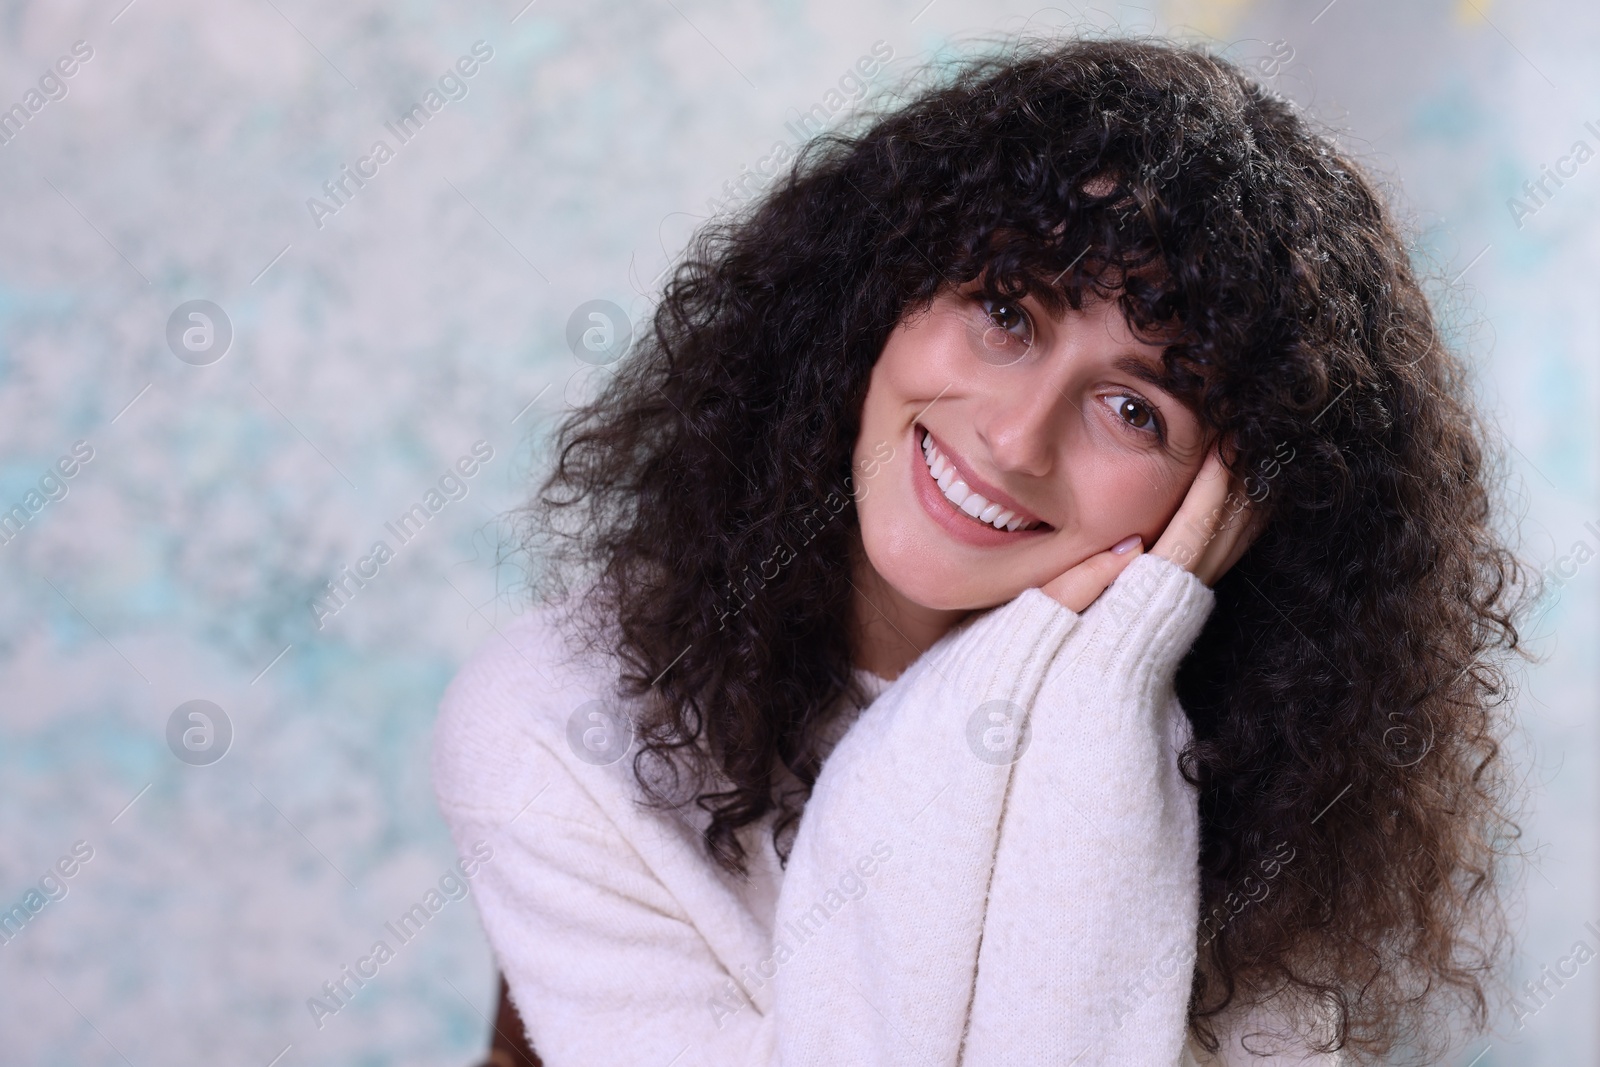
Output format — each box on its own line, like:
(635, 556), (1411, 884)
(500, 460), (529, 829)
(1147, 442), (1266, 587)
(1040, 535), (1145, 614)
(1039, 442), (1266, 614)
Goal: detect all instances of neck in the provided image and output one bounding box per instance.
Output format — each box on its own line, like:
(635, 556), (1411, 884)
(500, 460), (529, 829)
(847, 536), (970, 681)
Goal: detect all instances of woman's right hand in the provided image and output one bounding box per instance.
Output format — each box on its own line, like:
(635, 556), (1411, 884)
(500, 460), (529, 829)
(1148, 443), (1266, 587)
(1039, 534), (1146, 614)
(1039, 443), (1264, 614)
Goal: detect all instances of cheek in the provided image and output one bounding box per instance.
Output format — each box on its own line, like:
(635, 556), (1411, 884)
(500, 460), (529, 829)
(1066, 452), (1193, 546)
(855, 319), (957, 460)
(874, 306), (979, 401)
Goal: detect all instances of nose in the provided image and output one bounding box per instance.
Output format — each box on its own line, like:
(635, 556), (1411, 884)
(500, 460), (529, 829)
(973, 376), (1069, 479)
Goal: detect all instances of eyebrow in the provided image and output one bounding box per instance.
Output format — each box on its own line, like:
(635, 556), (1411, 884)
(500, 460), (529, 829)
(1112, 353), (1178, 395)
(1110, 352), (1207, 416)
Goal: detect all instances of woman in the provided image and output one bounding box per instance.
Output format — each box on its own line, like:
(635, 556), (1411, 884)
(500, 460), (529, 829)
(433, 36), (1534, 1066)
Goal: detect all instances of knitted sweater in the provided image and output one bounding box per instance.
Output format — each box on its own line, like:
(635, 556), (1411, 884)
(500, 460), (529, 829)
(432, 552), (1341, 1065)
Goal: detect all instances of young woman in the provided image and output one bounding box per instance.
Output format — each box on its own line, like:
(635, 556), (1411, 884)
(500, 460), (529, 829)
(433, 36), (1534, 1066)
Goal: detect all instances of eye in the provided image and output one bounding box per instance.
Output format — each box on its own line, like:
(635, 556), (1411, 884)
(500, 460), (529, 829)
(1104, 393), (1165, 441)
(978, 297), (1034, 349)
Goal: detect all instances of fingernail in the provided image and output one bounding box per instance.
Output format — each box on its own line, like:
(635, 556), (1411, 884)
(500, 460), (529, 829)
(1112, 534), (1142, 554)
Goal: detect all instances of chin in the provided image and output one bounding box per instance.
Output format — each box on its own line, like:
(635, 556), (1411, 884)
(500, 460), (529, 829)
(859, 519), (1020, 612)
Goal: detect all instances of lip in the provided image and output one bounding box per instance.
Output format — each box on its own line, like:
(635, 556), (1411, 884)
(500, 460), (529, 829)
(910, 423), (1052, 547)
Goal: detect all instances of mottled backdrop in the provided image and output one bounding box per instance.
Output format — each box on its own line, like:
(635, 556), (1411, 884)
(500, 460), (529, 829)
(0, 0), (1594, 1064)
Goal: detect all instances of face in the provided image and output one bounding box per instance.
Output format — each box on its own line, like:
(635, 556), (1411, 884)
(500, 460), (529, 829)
(852, 283), (1211, 612)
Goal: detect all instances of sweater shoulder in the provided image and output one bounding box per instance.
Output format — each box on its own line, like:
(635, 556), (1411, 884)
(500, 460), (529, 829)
(430, 600), (634, 819)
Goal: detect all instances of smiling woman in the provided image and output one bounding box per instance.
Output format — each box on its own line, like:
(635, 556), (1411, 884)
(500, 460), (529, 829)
(851, 284), (1210, 651)
(432, 34), (1537, 1067)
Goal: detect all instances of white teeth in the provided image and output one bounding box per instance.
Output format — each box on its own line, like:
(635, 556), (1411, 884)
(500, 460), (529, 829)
(918, 429), (1041, 532)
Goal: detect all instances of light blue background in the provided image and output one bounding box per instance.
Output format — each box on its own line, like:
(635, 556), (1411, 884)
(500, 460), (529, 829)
(0, 0), (1593, 1063)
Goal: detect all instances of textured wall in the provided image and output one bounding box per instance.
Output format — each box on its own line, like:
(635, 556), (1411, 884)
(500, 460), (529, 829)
(0, 0), (1593, 1064)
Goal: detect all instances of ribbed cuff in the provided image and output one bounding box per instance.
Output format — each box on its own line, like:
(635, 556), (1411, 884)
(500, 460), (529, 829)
(909, 554), (1213, 723)
(929, 587), (1082, 709)
(1064, 551), (1216, 694)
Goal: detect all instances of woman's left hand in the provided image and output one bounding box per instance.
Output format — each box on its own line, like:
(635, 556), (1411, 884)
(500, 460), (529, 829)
(1149, 441), (1268, 587)
(1038, 440), (1267, 613)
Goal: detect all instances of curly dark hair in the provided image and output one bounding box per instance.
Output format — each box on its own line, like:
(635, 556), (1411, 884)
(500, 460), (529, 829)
(523, 34), (1538, 1064)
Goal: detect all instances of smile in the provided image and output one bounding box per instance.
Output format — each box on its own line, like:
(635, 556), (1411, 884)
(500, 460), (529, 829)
(917, 426), (1048, 535)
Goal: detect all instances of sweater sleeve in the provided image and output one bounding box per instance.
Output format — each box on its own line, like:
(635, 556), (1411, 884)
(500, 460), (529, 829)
(768, 550), (1213, 1067)
(960, 552), (1212, 1065)
(766, 572), (1082, 1065)
(430, 623), (789, 1067)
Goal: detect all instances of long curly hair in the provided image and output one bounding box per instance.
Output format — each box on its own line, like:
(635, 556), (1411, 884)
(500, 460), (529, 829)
(524, 35), (1538, 1063)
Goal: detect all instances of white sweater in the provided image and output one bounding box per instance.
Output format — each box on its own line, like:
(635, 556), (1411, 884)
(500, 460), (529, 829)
(432, 552), (1342, 1065)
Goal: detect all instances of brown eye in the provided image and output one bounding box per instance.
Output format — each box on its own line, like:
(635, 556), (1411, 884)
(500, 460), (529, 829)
(982, 299), (1033, 345)
(1107, 394), (1163, 439)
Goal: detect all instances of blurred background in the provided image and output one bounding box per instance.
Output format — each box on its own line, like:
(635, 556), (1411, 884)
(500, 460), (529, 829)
(0, 0), (1594, 1063)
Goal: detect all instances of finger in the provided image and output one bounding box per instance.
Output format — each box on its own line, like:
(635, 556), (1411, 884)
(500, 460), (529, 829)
(1194, 441), (1275, 583)
(1040, 535), (1143, 614)
(1149, 446), (1234, 572)
(1211, 492), (1270, 580)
